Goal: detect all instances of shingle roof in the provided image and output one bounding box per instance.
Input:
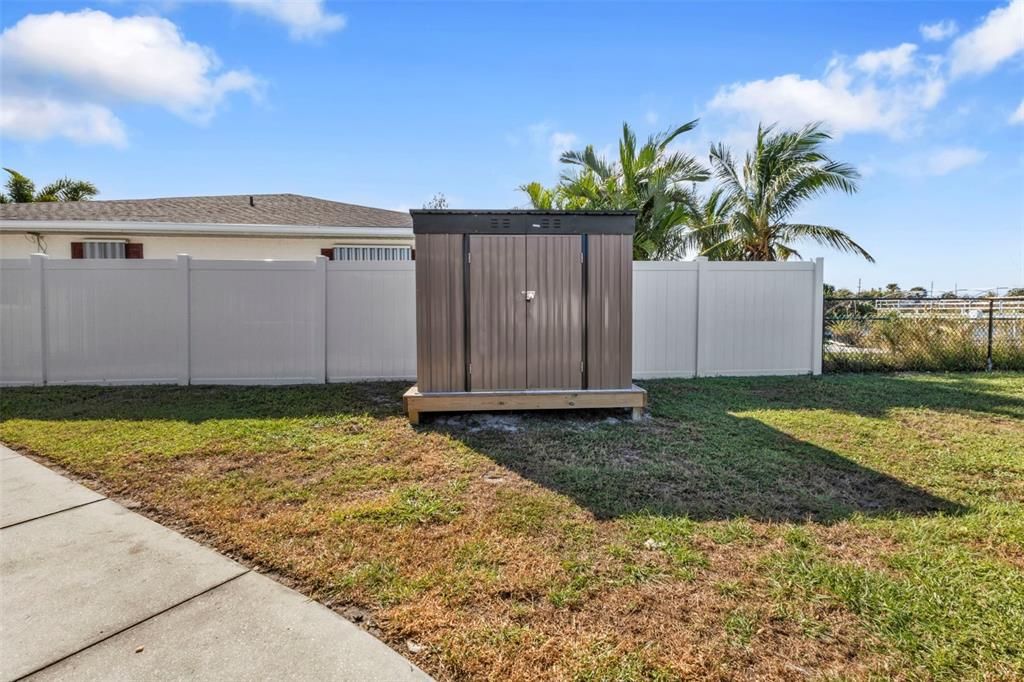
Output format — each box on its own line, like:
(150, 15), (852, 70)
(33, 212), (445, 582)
(0, 194), (412, 228)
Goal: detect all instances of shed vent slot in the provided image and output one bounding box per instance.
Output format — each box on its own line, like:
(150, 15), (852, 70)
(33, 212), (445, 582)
(489, 217), (512, 230)
(539, 217), (562, 230)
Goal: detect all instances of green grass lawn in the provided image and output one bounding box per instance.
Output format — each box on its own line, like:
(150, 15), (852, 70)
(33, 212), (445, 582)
(2, 374), (1022, 680)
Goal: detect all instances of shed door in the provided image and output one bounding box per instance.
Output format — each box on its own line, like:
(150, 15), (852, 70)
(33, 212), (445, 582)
(526, 235), (582, 389)
(469, 235), (527, 390)
(468, 234), (583, 391)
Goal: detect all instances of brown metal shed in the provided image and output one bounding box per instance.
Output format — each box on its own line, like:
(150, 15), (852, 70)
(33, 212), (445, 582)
(403, 210), (646, 423)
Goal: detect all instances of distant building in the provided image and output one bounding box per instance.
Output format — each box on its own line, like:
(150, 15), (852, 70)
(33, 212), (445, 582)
(0, 194), (413, 261)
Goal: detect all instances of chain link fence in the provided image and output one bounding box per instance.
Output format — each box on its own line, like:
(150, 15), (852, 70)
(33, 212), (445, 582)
(823, 297), (1024, 372)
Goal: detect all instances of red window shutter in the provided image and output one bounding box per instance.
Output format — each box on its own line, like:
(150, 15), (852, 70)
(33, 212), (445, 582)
(70, 242), (85, 259)
(125, 243), (144, 259)
(320, 248), (334, 260)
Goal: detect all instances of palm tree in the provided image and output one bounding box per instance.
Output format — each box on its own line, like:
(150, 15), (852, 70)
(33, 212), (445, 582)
(680, 186), (743, 259)
(519, 120), (709, 259)
(695, 123), (873, 262)
(0, 168), (99, 203)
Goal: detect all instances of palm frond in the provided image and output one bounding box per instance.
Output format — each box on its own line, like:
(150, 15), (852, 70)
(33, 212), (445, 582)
(783, 223), (875, 262)
(657, 118), (700, 150)
(37, 177), (99, 202)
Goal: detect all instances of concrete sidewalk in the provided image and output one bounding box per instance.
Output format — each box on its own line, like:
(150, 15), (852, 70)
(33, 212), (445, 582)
(0, 446), (431, 682)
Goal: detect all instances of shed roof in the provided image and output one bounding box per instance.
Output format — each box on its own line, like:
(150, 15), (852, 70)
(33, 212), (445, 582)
(409, 209), (637, 235)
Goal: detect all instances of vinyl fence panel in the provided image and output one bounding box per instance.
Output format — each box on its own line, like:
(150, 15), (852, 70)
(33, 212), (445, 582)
(697, 262), (820, 376)
(327, 262), (416, 381)
(632, 258), (824, 378)
(0, 258), (43, 385)
(188, 259), (326, 384)
(43, 259), (181, 384)
(632, 262), (699, 379)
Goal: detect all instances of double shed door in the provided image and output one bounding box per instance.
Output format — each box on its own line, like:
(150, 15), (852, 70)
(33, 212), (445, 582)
(469, 234), (583, 391)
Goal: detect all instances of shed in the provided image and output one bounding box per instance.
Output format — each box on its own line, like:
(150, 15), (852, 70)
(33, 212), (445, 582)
(402, 210), (647, 423)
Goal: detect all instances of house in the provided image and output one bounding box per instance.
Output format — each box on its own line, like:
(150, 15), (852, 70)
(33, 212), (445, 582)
(0, 194), (414, 261)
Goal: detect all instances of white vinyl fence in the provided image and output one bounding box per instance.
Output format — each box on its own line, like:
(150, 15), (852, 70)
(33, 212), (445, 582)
(633, 259), (824, 378)
(0, 254), (822, 386)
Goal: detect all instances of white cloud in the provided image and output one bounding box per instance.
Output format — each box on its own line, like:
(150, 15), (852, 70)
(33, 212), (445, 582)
(0, 9), (260, 145)
(0, 95), (127, 146)
(0, 10), (260, 122)
(228, 0), (345, 41)
(880, 146), (985, 177)
(708, 50), (945, 138)
(920, 19), (958, 42)
(527, 122), (579, 164)
(854, 43), (918, 76)
(549, 131), (579, 159)
(1010, 99), (1024, 124)
(706, 1), (1024, 141)
(949, 0), (1024, 77)
(923, 146), (986, 175)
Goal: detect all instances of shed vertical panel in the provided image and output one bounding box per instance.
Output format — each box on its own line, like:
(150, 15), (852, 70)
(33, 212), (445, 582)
(527, 235), (582, 389)
(469, 235), (526, 390)
(415, 234), (464, 392)
(446, 234), (466, 390)
(617, 235), (633, 387)
(587, 234), (633, 388)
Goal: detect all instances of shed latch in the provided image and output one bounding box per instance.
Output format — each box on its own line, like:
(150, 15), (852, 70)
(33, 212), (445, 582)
(521, 290), (536, 302)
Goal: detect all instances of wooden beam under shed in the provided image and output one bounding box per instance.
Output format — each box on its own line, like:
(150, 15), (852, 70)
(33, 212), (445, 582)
(402, 385), (647, 424)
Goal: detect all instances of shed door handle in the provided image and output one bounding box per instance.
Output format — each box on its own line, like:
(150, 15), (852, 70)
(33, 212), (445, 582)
(522, 290), (536, 302)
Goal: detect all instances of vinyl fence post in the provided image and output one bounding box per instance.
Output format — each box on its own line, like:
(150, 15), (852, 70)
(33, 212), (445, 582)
(30, 253), (48, 386)
(812, 257), (825, 375)
(177, 254), (191, 386)
(314, 255), (328, 384)
(986, 298), (994, 372)
(694, 256), (708, 378)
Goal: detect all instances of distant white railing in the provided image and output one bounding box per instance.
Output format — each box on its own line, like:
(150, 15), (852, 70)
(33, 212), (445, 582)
(0, 254), (822, 386)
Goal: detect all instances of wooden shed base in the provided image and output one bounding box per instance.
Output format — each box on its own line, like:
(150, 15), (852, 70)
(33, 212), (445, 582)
(403, 385), (647, 424)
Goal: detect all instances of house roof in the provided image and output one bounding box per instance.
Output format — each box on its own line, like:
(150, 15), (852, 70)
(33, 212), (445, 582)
(0, 194), (413, 228)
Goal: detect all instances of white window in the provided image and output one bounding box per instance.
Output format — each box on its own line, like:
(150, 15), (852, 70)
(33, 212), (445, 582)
(332, 246), (412, 261)
(84, 240), (127, 259)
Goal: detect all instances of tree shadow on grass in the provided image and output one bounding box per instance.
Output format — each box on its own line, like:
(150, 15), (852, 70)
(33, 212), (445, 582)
(438, 410), (966, 522)
(426, 374), (1012, 522)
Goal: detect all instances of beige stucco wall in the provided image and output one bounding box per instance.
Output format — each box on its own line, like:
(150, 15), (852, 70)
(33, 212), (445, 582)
(0, 233), (414, 260)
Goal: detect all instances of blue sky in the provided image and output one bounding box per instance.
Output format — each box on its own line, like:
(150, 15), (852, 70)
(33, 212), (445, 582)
(1, 1), (1022, 293)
